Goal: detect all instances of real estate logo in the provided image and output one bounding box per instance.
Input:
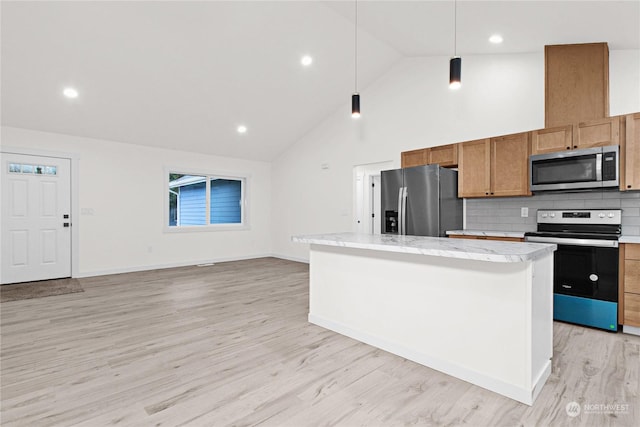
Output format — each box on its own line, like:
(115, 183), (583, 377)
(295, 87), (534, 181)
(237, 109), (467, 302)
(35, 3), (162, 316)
(566, 401), (581, 417)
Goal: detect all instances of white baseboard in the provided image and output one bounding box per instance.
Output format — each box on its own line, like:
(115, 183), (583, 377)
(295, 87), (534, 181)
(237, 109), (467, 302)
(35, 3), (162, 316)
(75, 253), (274, 278)
(309, 313), (542, 406)
(270, 253), (309, 264)
(623, 325), (640, 336)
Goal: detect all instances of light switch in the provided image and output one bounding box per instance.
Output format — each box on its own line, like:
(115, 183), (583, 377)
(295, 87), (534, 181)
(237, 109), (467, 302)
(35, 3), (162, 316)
(521, 207), (529, 218)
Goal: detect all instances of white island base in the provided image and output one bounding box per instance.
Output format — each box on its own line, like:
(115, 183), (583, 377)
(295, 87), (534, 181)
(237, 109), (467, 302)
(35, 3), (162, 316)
(297, 234), (555, 406)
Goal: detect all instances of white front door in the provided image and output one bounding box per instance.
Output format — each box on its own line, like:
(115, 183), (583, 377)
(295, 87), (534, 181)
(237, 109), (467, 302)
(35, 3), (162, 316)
(1, 153), (72, 284)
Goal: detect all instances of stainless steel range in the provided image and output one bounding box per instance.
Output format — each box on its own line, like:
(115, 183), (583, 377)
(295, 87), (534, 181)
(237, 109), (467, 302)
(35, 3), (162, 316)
(525, 209), (621, 331)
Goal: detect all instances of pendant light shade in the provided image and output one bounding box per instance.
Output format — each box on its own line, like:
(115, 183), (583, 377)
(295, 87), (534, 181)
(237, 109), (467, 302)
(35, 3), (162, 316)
(449, 0), (462, 89)
(351, 0), (360, 118)
(449, 57), (461, 89)
(352, 93), (360, 118)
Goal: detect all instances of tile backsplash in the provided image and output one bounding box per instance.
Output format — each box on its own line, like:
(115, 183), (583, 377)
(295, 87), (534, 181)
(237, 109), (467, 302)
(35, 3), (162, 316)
(465, 190), (640, 236)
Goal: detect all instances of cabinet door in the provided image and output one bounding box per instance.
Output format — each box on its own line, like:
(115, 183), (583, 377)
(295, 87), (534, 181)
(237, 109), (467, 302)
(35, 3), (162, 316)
(458, 139), (491, 198)
(531, 125), (573, 154)
(574, 116), (620, 149)
(401, 148), (428, 168)
(491, 132), (532, 197)
(625, 293), (640, 327)
(624, 113), (640, 190)
(625, 244), (640, 294)
(427, 144), (458, 168)
(545, 43), (609, 128)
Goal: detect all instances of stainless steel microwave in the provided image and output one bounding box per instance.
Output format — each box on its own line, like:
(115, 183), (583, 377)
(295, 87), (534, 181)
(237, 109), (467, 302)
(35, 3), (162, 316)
(529, 145), (619, 192)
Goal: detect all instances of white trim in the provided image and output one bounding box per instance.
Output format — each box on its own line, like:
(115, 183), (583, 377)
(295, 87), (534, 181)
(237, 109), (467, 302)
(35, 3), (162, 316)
(623, 325), (640, 336)
(271, 253), (310, 264)
(0, 145), (81, 280)
(76, 253), (275, 278)
(309, 313), (548, 406)
(163, 166), (251, 232)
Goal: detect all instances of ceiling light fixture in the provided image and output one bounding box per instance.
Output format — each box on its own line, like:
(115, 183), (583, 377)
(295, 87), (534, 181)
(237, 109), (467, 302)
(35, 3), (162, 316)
(449, 0), (461, 90)
(351, 0), (360, 118)
(237, 125), (247, 134)
(301, 55), (313, 67)
(63, 87), (79, 98)
(489, 34), (503, 44)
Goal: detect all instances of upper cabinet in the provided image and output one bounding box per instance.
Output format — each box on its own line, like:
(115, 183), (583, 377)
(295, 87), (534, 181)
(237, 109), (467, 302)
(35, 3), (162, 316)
(531, 125), (573, 154)
(459, 132), (531, 198)
(458, 139), (491, 197)
(401, 148), (428, 168)
(531, 116), (620, 155)
(426, 144), (458, 168)
(575, 116), (620, 148)
(401, 144), (458, 168)
(622, 113), (640, 191)
(491, 133), (532, 197)
(545, 43), (609, 128)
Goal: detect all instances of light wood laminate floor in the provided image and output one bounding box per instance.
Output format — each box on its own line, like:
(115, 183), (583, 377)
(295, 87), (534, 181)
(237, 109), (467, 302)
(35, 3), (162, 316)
(1, 257), (638, 426)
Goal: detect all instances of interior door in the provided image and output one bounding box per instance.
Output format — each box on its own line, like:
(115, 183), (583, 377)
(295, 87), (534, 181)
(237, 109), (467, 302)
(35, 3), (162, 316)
(1, 153), (71, 284)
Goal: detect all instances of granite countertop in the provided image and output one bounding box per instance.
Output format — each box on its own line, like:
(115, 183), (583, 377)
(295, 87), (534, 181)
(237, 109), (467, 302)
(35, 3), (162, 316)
(620, 236), (640, 244)
(292, 232), (555, 263)
(446, 230), (527, 238)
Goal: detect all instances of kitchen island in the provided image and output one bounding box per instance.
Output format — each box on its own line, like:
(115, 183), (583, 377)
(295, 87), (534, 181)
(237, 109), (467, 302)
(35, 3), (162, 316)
(292, 232), (556, 405)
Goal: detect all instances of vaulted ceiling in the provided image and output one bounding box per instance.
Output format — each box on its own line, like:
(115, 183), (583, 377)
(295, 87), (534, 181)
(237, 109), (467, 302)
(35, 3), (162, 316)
(2, 1), (638, 161)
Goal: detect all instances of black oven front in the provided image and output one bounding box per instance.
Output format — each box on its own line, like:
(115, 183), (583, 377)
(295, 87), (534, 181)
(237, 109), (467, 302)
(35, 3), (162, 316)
(525, 209), (621, 331)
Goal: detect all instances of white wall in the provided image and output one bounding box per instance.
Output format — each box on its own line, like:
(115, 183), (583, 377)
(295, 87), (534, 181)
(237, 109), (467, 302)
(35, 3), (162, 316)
(272, 51), (640, 261)
(1, 127), (272, 276)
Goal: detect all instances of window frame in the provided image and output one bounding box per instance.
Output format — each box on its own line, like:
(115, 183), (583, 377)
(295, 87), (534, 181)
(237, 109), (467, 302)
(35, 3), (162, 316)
(164, 166), (250, 233)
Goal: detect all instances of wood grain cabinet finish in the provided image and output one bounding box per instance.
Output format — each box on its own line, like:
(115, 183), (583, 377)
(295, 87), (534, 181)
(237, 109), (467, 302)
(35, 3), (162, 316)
(401, 148), (428, 168)
(459, 133), (531, 198)
(427, 143), (458, 168)
(531, 125), (573, 154)
(401, 144), (459, 168)
(622, 244), (640, 327)
(491, 132), (531, 197)
(458, 139), (491, 197)
(448, 235), (524, 243)
(574, 116), (619, 149)
(621, 113), (640, 191)
(545, 42), (609, 128)
(531, 117), (620, 155)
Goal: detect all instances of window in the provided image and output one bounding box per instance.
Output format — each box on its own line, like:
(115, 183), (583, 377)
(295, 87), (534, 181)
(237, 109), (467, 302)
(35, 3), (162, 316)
(167, 171), (247, 230)
(8, 163), (57, 175)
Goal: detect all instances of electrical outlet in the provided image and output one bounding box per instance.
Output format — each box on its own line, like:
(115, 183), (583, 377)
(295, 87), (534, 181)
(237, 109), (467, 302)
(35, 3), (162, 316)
(521, 207), (529, 218)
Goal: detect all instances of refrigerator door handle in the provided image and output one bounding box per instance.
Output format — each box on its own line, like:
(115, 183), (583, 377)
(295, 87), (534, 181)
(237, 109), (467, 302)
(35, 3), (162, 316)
(401, 187), (408, 235)
(397, 187), (403, 235)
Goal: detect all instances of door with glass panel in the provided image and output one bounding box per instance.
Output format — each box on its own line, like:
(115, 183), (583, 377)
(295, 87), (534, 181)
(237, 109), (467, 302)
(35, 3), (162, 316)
(1, 153), (72, 284)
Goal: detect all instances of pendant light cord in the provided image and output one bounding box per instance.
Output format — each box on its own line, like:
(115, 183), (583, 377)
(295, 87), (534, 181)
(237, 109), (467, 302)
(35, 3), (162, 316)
(354, 0), (358, 93)
(454, 0), (457, 57)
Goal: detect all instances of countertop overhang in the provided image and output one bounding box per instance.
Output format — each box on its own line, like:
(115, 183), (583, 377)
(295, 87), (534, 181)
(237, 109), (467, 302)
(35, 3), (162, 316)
(292, 232), (556, 263)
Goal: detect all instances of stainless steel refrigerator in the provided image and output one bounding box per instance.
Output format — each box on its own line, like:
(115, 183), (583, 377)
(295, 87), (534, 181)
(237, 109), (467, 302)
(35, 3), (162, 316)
(381, 165), (462, 236)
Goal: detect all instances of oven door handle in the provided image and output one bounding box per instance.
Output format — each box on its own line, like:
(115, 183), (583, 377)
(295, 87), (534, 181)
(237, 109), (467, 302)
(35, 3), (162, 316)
(525, 236), (618, 248)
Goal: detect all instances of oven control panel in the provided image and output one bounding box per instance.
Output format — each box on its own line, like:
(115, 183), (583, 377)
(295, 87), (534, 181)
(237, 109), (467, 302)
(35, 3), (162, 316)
(537, 209), (622, 225)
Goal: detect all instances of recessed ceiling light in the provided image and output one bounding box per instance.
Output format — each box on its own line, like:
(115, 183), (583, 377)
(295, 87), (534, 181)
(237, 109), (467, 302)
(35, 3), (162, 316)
(237, 125), (247, 134)
(489, 34), (503, 44)
(63, 87), (79, 98)
(301, 55), (313, 67)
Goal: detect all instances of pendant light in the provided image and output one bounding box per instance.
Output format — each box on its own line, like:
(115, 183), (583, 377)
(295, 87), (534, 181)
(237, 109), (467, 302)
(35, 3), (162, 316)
(449, 0), (461, 89)
(352, 0), (360, 118)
